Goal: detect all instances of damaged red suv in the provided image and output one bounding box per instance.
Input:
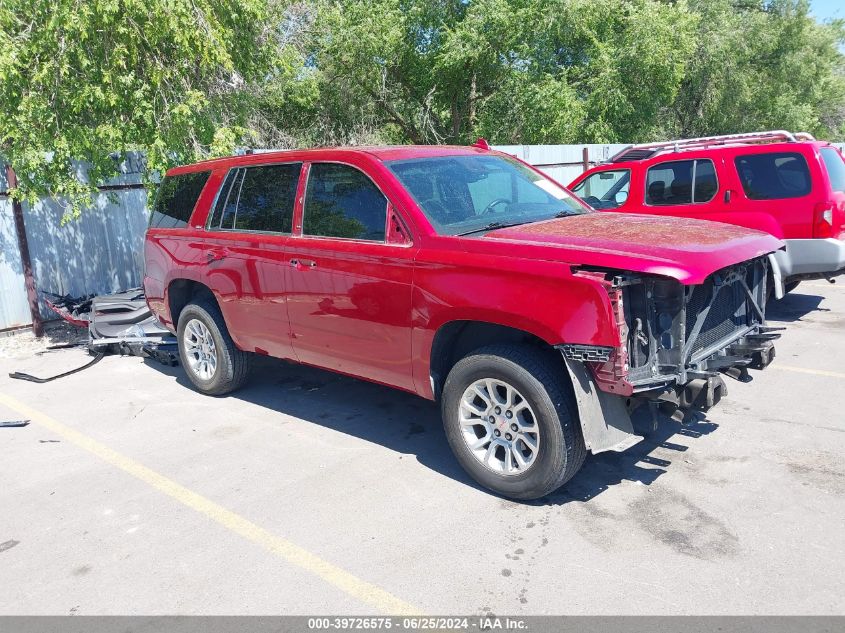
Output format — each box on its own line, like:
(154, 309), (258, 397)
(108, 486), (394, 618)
(144, 144), (782, 499)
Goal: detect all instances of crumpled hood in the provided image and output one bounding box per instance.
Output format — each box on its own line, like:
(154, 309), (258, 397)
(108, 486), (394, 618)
(483, 212), (784, 285)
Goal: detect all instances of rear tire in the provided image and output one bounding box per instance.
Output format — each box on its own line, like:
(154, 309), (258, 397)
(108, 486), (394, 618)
(177, 299), (251, 396)
(441, 344), (586, 500)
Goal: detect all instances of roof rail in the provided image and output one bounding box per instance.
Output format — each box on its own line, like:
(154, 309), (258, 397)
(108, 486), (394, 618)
(608, 130), (817, 163)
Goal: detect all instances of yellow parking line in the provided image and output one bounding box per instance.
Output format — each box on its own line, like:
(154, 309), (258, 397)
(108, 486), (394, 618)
(0, 392), (421, 616)
(771, 364), (845, 380)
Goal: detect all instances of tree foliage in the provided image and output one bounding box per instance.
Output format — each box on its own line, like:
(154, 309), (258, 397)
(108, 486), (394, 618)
(671, 0), (845, 138)
(1, 0), (844, 215)
(281, 0), (845, 145)
(0, 0), (279, 218)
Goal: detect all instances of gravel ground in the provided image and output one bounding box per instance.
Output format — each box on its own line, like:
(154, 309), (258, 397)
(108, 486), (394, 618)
(0, 322), (88, 359)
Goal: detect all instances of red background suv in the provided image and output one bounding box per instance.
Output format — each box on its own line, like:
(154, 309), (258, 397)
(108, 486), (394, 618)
(569, 131), (845, 296)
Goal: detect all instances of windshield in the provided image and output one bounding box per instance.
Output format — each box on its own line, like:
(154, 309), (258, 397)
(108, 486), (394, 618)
(571, 169), (630, 209)
(386, 154), (590, 235)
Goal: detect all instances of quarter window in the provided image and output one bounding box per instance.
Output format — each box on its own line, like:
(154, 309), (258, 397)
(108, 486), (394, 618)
(303, 163), (388, 241)
(734, 152), (811, 200)
(150, 171), (211, 228)
(645, 159), (717, 206)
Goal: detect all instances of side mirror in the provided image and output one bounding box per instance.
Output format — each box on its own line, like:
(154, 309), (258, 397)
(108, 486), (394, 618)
(614, 190), (629, 205)
(387, 205), (412, 245)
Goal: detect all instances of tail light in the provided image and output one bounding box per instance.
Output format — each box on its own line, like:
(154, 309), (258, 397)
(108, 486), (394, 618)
(813, 202), (835, 238)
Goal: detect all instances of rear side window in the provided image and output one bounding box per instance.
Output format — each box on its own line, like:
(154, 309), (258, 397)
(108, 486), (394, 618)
(734, 152), (811, 200)
(820, 147), (845, 193)
(645, 159), (716, 205)
(208, 163), (301, 233)
(303, 163), (387, 241)
(150, 171), (211, 228)
(208, 169), (241, 229)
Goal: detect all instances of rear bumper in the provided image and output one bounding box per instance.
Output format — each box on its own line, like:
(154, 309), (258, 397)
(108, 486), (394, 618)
(774, 238), (845, 282)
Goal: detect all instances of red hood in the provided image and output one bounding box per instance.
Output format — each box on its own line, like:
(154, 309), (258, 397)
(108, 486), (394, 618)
(483, 213), (784, 285)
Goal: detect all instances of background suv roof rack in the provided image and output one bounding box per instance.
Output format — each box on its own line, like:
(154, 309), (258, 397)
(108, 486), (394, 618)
(608, 130), (817, 163)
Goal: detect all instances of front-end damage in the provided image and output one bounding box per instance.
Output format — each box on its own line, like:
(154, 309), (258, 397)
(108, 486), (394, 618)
(559, 257), (781, 454)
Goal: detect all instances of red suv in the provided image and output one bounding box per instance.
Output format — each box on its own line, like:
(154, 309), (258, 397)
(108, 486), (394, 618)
(144, 144), (782, 499)
(569, 131), (845, 297)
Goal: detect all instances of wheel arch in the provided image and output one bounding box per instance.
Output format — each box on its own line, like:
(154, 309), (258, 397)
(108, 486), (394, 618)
(428, 319), (566, 401)
(167, 279), (219, 329)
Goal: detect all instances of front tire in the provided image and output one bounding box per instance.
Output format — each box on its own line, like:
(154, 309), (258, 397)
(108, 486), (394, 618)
(441, 344), (586, 500)
(784, 280), (800, 294)
(177, 299), (251, 396)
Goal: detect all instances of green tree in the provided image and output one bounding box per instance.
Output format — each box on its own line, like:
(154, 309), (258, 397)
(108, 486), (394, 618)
(272, 0), (697, 145)
(477, 0), (697, 143)
(668, 0), (845, 139)
(0, 0), (281, 219)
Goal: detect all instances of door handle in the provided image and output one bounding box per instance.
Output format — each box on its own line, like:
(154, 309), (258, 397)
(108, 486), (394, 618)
(289, 258), (317, 270)
(206, 248), (228, 262)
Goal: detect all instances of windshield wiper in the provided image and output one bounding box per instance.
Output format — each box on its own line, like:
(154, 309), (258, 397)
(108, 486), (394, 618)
(456, 221), (528, 236)
(554, 210), (580, 218)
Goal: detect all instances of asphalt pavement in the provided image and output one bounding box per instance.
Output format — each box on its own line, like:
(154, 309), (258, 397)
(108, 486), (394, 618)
(0, 282), (843, 615)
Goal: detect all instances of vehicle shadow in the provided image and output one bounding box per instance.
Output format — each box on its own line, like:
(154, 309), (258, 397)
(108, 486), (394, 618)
(767, 290), (827, 323)
(145, 355), (719, 505)
(539, 410), (717, 506)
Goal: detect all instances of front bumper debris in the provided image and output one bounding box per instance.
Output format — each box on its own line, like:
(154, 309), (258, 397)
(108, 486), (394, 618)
(560, 257), (780, 452)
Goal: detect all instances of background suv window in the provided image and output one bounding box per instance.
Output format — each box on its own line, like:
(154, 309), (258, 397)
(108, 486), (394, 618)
(820, 147), (845, 193)
(734, 152), (811, 200)
(303, 163), (387, 241)
(571, 169), (630, 209)
(645, 159), (717, 205)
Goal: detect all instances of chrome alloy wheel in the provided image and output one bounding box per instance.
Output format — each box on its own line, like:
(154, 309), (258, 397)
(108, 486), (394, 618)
(458, 378), (540, 476)
(183, 318), (218, 381)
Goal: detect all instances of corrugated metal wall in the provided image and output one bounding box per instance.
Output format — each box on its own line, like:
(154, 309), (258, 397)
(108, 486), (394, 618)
(494, 143), (629, 185)
(0, 167), (33, 330)
(0, 157), (151, 330)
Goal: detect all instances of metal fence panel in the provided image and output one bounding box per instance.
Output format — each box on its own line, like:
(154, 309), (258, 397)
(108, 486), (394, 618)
(23, 190), (150, 321)
(0, 169), (33, 330)
(0, 158), (150, 331)
(494, 144), (629, 184)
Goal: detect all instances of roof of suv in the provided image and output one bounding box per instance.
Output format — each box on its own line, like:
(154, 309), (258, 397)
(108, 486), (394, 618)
(169, 145), (492, 175)
(605, 130), (823, 166)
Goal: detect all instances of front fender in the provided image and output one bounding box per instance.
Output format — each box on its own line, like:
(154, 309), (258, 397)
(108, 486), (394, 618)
(410, 254), (618, 397)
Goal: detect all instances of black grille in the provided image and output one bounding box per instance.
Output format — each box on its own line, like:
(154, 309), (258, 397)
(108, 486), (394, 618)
(686, 276), (751, 356)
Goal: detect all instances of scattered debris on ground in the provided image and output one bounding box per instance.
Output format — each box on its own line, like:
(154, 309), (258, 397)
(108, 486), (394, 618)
(1, 289), (178, 374)
(43, 292), (94, 327)
(0, 420), (30, 428)
(9, 353), (105, 384)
